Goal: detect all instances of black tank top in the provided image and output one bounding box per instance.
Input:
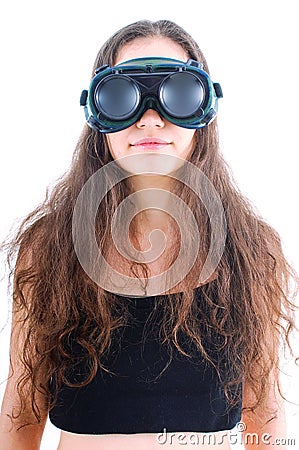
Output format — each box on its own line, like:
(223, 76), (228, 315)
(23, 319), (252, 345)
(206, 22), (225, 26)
(49, 287), (242, 434)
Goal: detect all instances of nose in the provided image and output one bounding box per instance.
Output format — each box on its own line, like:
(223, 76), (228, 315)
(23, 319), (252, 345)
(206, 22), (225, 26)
(135, 108), (165, 129)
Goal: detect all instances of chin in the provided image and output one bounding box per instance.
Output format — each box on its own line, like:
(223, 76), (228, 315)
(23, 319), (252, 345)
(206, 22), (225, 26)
(123, 152), (185, 176)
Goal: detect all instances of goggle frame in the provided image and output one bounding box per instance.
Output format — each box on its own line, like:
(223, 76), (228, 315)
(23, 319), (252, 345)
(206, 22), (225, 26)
(80, 57), (223, 133)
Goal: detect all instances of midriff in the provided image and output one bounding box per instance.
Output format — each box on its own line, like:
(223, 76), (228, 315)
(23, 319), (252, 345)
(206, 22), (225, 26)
(57, 429), (232, 450)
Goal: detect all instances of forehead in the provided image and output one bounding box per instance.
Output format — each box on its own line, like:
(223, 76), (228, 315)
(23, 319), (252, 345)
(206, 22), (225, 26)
(114, 36), (189, 66)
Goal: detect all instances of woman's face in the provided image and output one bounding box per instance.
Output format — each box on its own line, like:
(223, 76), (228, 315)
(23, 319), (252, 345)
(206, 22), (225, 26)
(105, 37), (197, 174)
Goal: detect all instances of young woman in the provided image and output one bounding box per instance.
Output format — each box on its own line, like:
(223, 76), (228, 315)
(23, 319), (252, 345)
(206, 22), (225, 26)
(0, 20), (298, 450)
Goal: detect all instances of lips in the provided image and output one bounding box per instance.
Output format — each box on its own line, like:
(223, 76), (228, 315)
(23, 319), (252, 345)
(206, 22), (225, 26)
(131, 138), (171, 149)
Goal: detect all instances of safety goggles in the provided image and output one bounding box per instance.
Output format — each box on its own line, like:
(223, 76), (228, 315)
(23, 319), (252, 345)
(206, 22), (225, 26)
(80, 57), (223, 133)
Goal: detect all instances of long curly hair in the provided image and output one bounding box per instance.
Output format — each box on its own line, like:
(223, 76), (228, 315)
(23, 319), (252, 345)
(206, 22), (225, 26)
(1, 19), (298, 430)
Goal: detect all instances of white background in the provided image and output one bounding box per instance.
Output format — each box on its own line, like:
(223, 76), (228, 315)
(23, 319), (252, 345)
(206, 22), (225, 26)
(0, 1), (298, 449)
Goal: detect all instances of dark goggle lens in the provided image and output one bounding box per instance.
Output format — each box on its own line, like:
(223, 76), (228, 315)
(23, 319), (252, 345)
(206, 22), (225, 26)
(159, 72), (205, 118)
(94, 75), (140, 120)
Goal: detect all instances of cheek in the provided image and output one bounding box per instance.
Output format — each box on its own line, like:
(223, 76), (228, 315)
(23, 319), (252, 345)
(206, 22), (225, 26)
(106, 134), (122, 159)
(106, 127), (131, 156)
(178, 130), (196, 152)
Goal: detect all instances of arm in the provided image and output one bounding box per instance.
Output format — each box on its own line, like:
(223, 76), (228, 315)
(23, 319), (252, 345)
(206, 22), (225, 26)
(0, 251), (49, 450)
(241, 366), (287, 450)
(0, 392), (47, 450)
(0, 333), (48, 450)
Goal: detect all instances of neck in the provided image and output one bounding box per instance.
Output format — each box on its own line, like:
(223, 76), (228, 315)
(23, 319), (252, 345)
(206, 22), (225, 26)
(128, 174), (175, 232)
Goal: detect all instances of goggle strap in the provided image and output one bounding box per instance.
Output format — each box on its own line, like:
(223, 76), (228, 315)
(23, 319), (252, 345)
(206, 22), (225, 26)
(213, 82), (223, 98)
(80, 90), (88, 106)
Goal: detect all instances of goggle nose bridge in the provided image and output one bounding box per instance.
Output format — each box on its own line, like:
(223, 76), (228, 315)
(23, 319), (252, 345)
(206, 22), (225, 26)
(134, 96), (165, 121)
(132, 73), (168, 96)
(129, 74), (173, 120)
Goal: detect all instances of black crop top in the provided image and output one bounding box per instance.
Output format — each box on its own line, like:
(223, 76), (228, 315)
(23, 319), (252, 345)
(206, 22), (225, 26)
(49, 288), (242, 434)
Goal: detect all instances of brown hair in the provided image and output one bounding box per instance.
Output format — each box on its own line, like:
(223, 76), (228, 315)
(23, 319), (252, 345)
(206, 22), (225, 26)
(1, 19), (298, 430)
